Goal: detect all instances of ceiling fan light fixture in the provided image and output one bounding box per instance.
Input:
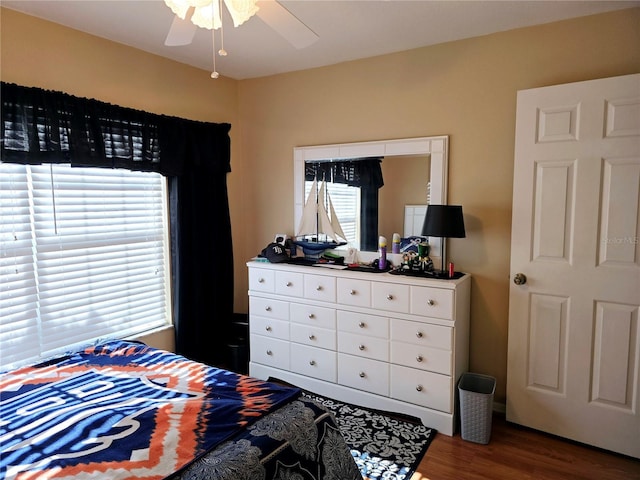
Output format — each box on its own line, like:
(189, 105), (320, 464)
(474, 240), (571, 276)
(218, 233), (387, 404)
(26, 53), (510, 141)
(191, 3), (223, 30)
(224, 0), (260, 27)
(164, 0), (200, 20)
(164, 0), (258, 30)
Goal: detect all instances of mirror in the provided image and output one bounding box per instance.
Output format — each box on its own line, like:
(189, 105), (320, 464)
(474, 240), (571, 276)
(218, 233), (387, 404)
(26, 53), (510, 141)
(379, 154), (430, 238)
(294, 136), (448, 264)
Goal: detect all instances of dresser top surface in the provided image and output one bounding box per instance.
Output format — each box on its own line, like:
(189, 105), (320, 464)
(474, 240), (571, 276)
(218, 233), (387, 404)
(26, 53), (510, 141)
(247, 260), (470, 289)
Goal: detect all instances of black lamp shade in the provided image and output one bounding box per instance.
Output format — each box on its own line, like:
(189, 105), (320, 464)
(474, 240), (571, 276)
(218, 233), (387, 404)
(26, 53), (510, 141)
(421, 205), (466, 238)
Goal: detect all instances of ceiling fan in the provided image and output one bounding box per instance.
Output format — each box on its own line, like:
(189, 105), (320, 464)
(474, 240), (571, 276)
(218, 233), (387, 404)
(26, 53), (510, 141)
(163, 0), (319, 50)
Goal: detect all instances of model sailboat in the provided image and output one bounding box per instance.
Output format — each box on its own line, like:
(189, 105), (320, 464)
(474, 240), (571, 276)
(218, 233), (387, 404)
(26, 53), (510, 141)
(294, 179), (347, 254)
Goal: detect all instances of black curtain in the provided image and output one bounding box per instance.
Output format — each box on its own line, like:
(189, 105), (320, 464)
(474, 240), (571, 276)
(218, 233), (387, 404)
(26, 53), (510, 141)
(1, 82), (233, 366)
(167, 122), (233, 366)
(305, 157), (383, 250)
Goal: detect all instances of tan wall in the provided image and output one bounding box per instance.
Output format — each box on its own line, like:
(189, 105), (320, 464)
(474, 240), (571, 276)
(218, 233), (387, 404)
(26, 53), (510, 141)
(237, 8), (640, 404)
(2, 6), (640, 405)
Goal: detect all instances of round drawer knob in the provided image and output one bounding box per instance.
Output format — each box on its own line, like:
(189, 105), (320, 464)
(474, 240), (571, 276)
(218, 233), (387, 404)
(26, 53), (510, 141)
(416, 385), (423, 392)
(416, 331), (423, 338)
(286, 281), (292, 287)
(358, 344), (365, 351)
(359, 371), (366, 378)
(266, 350), (273, 356)
(416, 355), (423, 362)
(308, 313), (315, 319)
(350, 289), (356, 295)
(258, 278), (265, 283)
(309, 334), (316, 340)
(265, 326), (272, 332)
(316, 285), (323, 291)
(358, 321), (366, 328)
(309, 360), (316, 366)
(386, 294), (394, 300)
(427, 299), (435, 306)
(265, 306), (272, 312)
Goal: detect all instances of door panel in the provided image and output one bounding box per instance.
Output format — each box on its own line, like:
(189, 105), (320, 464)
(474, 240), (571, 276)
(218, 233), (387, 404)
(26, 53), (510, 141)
(592, 302), (637, 410)
(533, 160), (575, 261)
(528, 293), (567, 393)
(507, 73), (640, 458)
(599, 158), (640, 266)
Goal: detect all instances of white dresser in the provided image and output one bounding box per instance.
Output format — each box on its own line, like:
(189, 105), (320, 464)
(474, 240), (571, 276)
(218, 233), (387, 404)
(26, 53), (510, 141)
(247, 260), (471, 435)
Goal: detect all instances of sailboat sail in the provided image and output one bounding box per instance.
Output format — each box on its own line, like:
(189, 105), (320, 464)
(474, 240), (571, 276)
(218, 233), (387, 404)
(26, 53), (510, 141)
(296, 179), (347, 244)
(326, 186), (347, 242)
(296, 178), (319, 238)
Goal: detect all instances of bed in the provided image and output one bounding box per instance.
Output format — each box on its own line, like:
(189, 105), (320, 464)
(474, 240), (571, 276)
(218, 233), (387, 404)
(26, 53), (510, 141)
(0, 339), (361, 480)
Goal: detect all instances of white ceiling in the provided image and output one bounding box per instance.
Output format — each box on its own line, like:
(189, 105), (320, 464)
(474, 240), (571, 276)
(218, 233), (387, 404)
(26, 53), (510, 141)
(3, 0), (639, 80)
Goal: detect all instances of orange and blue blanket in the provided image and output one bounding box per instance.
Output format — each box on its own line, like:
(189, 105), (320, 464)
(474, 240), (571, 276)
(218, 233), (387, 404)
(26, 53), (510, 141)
(0, 340), (300, 480)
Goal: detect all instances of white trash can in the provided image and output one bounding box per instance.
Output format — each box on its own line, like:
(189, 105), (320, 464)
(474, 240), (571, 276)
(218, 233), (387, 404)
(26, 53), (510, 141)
(458, 372), (496, 444)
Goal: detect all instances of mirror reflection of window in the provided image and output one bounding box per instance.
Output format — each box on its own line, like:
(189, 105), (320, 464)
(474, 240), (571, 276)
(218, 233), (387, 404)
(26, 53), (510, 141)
(304, 181), (361, 249)
(304, 158), (383, 251)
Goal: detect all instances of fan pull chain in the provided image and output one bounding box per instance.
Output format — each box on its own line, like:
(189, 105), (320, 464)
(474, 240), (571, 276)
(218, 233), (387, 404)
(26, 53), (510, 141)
(218, 0), (227, 57)
(210, 7), (219, 78)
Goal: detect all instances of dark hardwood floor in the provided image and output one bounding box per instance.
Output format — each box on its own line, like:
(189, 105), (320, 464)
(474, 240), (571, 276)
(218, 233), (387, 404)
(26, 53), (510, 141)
(414, 414), (640, 480)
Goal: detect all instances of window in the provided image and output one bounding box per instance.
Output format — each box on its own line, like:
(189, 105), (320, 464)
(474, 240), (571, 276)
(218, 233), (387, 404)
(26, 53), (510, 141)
(0, 163), (171, 370)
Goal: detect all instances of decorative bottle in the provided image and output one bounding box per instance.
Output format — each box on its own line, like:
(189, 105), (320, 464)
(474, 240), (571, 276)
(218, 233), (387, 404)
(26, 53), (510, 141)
(392, 233), (401, 254)
(378, 236), (387, 270)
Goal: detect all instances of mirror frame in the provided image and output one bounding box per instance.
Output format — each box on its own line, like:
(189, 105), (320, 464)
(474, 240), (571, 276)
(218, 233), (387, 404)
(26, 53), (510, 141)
(294, 135), (449, 266)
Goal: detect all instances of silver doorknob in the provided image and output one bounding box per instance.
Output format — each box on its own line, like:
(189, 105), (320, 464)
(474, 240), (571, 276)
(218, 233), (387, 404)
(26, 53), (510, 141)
(514, 273), (527, 285)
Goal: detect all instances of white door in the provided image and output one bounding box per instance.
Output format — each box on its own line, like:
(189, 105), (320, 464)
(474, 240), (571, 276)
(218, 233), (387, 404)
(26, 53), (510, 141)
(507, 74), (640, 458)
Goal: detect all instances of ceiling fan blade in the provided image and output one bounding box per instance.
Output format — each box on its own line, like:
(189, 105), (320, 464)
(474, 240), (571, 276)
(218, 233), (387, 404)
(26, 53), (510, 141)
(165, 14), (198, 46)
(256, 1), (318, 49)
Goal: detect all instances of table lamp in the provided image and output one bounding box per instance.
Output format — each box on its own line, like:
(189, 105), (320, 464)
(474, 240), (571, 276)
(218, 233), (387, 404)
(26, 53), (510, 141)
(421, 205), (466, 278)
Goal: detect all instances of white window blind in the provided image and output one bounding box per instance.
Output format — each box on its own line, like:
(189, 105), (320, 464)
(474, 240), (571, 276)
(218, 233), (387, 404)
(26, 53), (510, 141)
(0, 163), (171, 370)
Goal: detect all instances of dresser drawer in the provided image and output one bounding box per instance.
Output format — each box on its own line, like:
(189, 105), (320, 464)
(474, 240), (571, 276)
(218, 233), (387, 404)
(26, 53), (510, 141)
(410, 286), (454, 319)
(275, 270), (304, 297)
(304, 273), (336, 302)
(250, 315), (289, 341)
(250, 296), (290, 320)
(290, 343), (337, 382)
(337, 278), (371, 307)
(391, 319), (452, 350)
(290, 302), (336, 329)
(390, 365), (452, 413)
(291, 323), (336, 350)
(248, 268), (275, 293)
(337, 311), (388, 339)
(338, 332), (389, 362)
(338, 353), (389, 396)
(371, 281), (409, 313)
(391, 342), (452, 375)
(250, 334), (289, 370)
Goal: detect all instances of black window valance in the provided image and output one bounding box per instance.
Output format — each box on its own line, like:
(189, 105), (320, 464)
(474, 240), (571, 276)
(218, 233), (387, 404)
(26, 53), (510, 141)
(1, 82), (230, 176)
(304, 157), (384, 189)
